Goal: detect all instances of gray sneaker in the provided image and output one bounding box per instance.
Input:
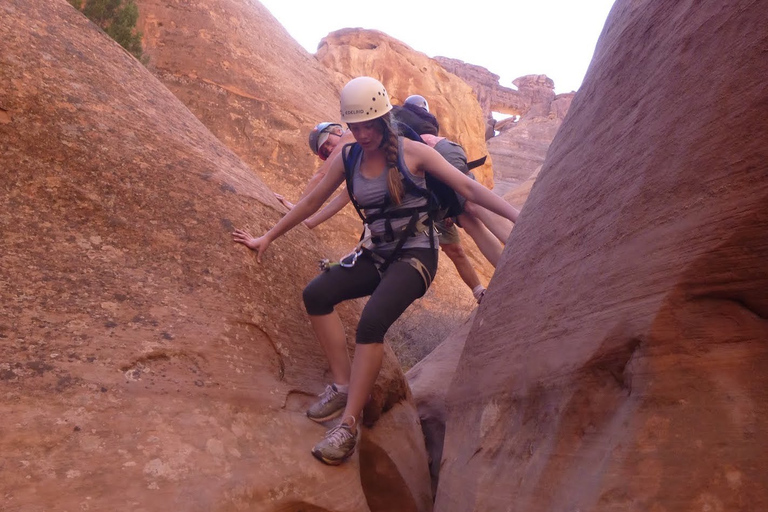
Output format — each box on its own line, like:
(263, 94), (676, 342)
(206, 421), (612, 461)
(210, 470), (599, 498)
(306, 384), (348, 423)
(311, 421), (360, 465)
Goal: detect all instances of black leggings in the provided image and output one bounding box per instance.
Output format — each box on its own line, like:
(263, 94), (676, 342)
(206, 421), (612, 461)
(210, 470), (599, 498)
(303, 248), (438, 344)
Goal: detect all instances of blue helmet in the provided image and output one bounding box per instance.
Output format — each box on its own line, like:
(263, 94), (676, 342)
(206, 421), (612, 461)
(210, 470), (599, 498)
(404, 94), (429, 113)
(308, 122), (342, 157)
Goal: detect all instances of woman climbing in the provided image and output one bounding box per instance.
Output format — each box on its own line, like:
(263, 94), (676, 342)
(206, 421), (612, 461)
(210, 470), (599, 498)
(232, 76), (519, 465)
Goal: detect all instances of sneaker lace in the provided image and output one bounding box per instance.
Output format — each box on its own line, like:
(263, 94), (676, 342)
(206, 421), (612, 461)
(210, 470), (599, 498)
(318, 384), (338, 405)
(324, 424), (353, 447)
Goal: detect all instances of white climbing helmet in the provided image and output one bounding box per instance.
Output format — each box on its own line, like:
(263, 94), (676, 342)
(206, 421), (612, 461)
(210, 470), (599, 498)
(340, 76), (392, 123)
(404, 94), (429, 113)
(308, 122), (342, 156)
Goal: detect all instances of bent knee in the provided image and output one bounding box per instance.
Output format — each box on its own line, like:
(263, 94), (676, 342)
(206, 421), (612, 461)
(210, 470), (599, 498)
(355, 318), (387, 344)
(440, 242), (465, 259)
(458, 210), (481, 227)
(302, 281), (333, 316)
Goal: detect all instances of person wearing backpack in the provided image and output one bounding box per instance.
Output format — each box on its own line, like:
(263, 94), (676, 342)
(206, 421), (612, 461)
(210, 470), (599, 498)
(302, 108), (489, 303)
(400, 96), (514, 266)
(302, 103), (497, 303)
(275, 121), (356, 210)
(232, 76), (519, 466)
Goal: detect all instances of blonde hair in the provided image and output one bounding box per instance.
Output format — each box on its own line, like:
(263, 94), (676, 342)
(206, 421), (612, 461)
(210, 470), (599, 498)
(378, 113), (404, 204)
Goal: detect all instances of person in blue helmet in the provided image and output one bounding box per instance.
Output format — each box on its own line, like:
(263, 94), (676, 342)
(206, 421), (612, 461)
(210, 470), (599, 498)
(233, 76), (518, 465)
(404, 94), (429, 112)
(399, 94), (514, 260)
(275, 121), (355, 210)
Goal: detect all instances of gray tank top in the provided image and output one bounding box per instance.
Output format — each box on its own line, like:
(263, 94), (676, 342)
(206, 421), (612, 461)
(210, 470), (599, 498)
(350, 138), (438, 256)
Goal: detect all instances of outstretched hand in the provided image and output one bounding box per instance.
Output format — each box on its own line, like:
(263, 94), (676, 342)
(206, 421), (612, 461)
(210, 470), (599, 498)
(232, 229), (270, 262)
(274, 193), (295, 210)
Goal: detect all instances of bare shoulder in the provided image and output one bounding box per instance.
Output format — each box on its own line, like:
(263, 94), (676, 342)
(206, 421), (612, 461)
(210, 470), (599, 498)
(401, 137), (432, 158)
(402, 137), (440, 173)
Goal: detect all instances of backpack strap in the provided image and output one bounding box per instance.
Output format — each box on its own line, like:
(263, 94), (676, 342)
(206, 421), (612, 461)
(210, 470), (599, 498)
(467, 155), (487, 171)
(392, 137), (438, 258)
(342, 142), (366, 223)
(397, 122), (426, 144)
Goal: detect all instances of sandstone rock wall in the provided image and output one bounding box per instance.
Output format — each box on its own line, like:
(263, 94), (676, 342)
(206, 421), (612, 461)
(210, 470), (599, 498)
(1, 2), (431, 510)
(435, 1), (768, 510)
(407, 312), (475, 499)
(136, 0), (339, 202)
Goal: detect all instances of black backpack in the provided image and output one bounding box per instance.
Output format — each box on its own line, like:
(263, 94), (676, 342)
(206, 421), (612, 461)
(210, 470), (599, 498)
(393, 121), (464, 220)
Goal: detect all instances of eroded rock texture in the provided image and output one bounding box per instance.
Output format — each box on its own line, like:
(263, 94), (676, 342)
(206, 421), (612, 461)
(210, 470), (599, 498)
(0, 2), (431, 511)
(136, 0), (340, 204)
(435, 1), (768, 511)
(407, 312), (475, 499)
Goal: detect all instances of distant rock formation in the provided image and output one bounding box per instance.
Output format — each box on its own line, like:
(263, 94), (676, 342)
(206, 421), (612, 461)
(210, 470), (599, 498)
(491, 87), (575, 196)
(435, 56), (530, 121)
(435, 57), (575, 197)
(433, 1), (768, 510)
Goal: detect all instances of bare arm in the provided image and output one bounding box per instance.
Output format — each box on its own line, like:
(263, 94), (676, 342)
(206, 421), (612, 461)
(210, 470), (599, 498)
(408, 140), (520, 223)
(296, 171), (326, 203)
(233, 153), (346, 260)
(304, 189), (352, 229)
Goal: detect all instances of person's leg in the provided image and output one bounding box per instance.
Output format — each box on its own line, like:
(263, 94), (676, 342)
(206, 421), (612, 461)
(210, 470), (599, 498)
(458, 212), (503, 267)
(341, 249), (437, 427)
(463, 201), (514, 244)
(440, 242), (481, 291)
(435, 219), (482, 292)
(311, 248), (437, 464)
(303, 258), (381, 419)
(308, 313), (351, 385)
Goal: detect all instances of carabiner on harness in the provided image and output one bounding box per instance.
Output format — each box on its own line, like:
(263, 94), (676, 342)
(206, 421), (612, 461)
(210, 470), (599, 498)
(339, 249), (362, 268)
(318, 232), (372, 272)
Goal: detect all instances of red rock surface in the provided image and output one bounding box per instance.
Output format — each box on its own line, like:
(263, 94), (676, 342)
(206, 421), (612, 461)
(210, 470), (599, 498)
(137, 0), (339, 202)
(406, 312), (475, 498)
(1, 2), (431, 510)
(435, 1), (768, 510)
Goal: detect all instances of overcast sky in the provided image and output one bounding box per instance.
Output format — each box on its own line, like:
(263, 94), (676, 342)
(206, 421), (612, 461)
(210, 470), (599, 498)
(259, 0), (617, 94)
